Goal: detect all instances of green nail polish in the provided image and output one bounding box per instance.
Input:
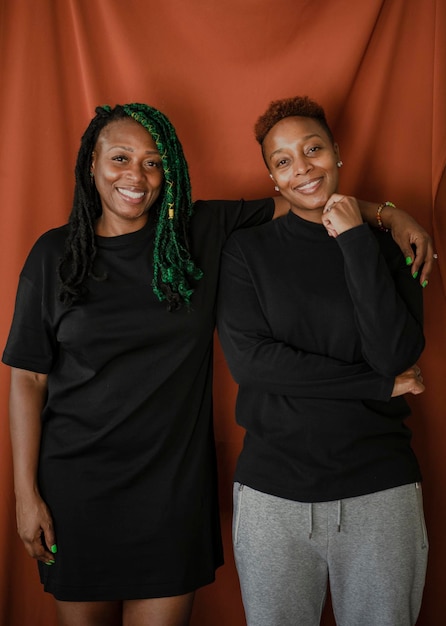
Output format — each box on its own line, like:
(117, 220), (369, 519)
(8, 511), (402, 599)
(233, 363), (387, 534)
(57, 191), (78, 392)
(412, 271), (418, 279)
(422, 280), (428, 288)
(50, 544), (58, 554)
(405, 256), (412, 266)
(45, 560), (55, 565)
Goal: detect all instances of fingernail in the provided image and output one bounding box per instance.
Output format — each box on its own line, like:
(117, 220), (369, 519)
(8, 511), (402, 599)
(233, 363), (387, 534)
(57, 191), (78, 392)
(45, 560), (55, 565)
(405, 256), (412, 266)
(412, 271), (418, 279)
(422, 280), (428, 288)
(50, 544), (58, 554)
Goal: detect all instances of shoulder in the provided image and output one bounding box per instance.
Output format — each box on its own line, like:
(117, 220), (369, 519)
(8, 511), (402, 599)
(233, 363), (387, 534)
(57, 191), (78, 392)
(21, 225), (69, 274)
(192, 197), (274, 231)
(29, 224), (69, 251)
(192, 197), (273, 214)
(223, 217), (278, 257)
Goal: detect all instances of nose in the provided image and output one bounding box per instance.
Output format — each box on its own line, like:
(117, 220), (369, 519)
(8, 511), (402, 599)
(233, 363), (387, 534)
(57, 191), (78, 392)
(126, 161), (145, 181)
(294, 155), (312, 176)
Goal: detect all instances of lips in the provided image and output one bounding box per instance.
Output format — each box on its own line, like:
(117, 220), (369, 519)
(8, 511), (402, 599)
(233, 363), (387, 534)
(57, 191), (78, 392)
(294, 177), (323, 194)
(117, 187), (146, 201)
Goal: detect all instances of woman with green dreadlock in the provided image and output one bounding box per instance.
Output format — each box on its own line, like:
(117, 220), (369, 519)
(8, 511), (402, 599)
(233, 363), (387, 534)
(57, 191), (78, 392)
(2, 103), (434, 626)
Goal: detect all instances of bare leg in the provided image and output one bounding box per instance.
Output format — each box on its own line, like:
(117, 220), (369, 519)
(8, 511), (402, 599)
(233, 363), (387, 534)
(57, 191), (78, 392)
(56, 600), (122, 626)
(123, 593), (195, 626)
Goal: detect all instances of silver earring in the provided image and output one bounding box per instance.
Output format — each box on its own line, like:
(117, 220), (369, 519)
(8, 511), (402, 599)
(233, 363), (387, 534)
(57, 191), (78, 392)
(337, 160), (343, 168)
(274, 185), (279, 192)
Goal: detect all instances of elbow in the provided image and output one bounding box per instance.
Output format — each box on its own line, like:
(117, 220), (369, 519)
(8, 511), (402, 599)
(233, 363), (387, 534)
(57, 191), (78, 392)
(366, 335), (426, 378)
(225, 362), (247, 386)
(222, 355), (256, 387)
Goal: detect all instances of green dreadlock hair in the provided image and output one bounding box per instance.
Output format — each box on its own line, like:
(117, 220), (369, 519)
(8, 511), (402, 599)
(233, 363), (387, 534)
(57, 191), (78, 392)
(58, 103), (202, 310)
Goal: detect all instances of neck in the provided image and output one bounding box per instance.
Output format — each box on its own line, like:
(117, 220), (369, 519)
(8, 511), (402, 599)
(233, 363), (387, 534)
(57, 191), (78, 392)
(290, 205), (324, 224)
(95, 214), (149, 237)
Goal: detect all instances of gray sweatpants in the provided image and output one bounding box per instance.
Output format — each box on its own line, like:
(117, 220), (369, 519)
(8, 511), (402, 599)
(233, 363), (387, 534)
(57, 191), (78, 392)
(233, 483), (428, 626)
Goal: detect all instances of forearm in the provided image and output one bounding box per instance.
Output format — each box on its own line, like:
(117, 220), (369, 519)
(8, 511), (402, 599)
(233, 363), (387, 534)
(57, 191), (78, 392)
(338, 226), (425, 376)
(9, 368), (48, 498)
(218, 331), (393, 399)
(356, 199), (380, 227)
(356, 200), (401, 232)
(218, 237), (395, 400)
(217, 287), (393, 400)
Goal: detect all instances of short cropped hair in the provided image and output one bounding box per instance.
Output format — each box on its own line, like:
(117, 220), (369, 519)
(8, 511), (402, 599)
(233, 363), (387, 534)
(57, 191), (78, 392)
(254, 96), (334, 145)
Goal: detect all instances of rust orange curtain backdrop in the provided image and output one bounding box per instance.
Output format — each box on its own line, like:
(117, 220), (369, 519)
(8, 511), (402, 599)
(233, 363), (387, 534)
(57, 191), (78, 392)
(1, 1), (445, 624)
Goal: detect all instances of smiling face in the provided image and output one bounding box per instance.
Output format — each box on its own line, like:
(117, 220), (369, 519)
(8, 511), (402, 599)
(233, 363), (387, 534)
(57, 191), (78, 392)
(91, 118), (164, 235)
(263, 116), (340, 223)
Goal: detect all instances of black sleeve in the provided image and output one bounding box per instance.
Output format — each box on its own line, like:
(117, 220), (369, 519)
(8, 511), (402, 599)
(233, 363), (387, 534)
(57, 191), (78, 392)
(337, 224), (425, 377)
(217, 234), (393, 401)
(193, 197), (274, 241)
(2, 231), (62, 374)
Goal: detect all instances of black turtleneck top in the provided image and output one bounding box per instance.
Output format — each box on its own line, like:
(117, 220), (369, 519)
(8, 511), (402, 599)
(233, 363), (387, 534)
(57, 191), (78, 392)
(217, 211), (424, 502)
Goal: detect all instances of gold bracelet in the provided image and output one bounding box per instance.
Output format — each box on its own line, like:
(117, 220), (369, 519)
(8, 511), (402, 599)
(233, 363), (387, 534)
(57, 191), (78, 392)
(376, 201), (396, 231)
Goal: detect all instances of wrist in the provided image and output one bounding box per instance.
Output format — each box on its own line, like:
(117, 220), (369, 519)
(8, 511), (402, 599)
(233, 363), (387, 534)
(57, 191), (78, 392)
(376, 201), (396, 231)
(14, 475), (40, 499)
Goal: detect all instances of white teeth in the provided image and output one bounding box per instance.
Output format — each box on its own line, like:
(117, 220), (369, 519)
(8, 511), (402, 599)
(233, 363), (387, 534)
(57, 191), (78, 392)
(118, 188), (145, 199)
(297, 180), (319, 192)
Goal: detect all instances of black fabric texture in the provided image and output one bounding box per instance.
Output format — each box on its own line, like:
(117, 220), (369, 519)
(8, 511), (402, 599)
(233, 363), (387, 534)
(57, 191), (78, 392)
(217, 211), (424, 503)
(2, 197), (274, 601)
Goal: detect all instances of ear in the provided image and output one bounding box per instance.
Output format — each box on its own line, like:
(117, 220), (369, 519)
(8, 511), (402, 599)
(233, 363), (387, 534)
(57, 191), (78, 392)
(90, 151), (97, 173)
(334, 142), (341, 161)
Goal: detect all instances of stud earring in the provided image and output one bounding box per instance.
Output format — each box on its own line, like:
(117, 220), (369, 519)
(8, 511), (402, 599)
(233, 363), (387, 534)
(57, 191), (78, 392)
(336, 160), (343, 168)
(274, 185), (279, 192)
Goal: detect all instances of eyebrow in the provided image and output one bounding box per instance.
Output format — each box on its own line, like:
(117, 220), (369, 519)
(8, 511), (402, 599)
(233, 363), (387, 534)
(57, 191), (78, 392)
(269, 133), (322, 159)
(107, 145), (160, 155)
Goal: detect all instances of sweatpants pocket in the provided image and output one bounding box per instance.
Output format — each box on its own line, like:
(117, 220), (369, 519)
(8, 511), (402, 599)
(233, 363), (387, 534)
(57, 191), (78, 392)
(233, 482), (244, 546)
(415, 482), (429, 549)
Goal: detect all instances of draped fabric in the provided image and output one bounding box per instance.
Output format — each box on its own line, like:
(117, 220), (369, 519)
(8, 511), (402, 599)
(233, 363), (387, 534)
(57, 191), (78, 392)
(0, 1), (444, 624)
